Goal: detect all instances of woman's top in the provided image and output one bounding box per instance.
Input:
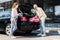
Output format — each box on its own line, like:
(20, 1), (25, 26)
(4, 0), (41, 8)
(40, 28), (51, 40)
(11, 8), (18, 18)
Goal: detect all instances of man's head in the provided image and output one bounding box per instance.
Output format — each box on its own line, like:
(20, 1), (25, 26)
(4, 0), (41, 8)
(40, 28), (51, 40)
(33, 4), (38, 10)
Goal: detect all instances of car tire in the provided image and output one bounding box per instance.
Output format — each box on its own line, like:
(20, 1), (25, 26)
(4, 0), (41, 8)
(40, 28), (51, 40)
(5, 23), (11, 35)
(25, 31), (32, 34)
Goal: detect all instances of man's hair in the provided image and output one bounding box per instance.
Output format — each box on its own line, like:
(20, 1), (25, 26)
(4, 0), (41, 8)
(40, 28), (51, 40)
(33, 4), (38, 6)
(33, 4), (38, 7)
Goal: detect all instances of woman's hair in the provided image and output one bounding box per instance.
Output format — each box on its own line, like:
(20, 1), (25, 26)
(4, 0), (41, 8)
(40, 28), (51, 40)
(12, 2), (19, 8)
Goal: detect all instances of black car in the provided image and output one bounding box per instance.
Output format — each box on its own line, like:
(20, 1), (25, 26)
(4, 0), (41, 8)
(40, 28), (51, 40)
(0, 5), (40, 35)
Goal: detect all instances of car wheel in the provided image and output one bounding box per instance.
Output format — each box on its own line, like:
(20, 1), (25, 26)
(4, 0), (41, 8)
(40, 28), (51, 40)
(5, 23), (11, 35)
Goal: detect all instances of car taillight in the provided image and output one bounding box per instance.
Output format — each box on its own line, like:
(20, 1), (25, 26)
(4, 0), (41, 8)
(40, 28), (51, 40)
(20, 16), (27, 21)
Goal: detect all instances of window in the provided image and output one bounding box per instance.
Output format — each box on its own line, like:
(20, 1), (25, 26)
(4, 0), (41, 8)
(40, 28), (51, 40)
(55, 5), (60, 16)
(0, 7), (4, 12)
(44, 4), (54, 18)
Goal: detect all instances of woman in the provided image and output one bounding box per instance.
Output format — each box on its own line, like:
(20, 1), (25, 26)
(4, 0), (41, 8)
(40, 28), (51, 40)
(10, 2), (20, 38)
(33, 4), (47, 37)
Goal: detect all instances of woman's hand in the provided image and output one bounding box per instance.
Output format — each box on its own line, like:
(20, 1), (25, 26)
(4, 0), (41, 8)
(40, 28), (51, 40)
(18, 13), (23, 17)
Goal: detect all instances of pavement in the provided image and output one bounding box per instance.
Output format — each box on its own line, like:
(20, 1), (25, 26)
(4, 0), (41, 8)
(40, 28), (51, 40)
(0, 33), (60, 40)
(0, 28), (60, 40)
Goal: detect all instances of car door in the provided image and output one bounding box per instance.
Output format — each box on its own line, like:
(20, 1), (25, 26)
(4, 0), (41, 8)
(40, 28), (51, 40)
(0, 7), (11, 31)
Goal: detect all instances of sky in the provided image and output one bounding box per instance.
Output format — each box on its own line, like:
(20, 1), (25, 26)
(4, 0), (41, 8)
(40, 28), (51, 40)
(0, 0), (12, 3)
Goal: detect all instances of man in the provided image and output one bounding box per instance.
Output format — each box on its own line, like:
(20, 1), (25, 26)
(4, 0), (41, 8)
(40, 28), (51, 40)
(33, 4), (47, 37)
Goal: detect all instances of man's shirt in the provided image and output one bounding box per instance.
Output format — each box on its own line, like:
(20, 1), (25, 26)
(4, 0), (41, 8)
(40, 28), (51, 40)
(35, 7), (47, 19)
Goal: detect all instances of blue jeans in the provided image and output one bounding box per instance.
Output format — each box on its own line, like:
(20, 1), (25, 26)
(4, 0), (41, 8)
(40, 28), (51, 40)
(10, 17), (17, 34)
(39, 18), (46, 34)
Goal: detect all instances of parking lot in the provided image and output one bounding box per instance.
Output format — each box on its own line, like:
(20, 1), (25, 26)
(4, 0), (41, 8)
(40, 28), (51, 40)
(0, 28), (60, 40)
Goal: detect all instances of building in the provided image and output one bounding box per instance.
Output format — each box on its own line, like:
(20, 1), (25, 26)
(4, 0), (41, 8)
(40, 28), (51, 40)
(0, 0), (13, 10)
(17, 0), (60, 23)
(0, 0), (60, 23)
(44, 0), (60, 23)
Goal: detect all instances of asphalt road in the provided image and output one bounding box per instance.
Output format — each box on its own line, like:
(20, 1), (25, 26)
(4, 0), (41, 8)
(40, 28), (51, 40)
(0, 30), (60, 40)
